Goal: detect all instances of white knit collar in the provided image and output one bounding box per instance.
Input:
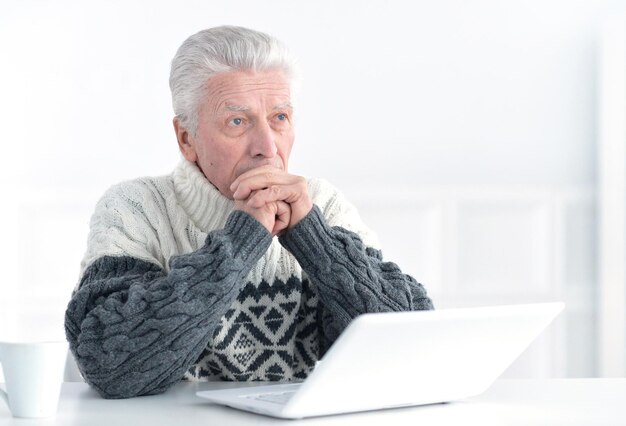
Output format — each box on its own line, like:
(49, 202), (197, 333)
(171, 159), (235, 232)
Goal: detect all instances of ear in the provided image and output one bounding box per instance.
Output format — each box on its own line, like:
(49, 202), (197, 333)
(173, 117), (198, 162)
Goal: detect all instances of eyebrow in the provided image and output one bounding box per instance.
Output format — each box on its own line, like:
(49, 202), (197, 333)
(273, 102), (293, 111)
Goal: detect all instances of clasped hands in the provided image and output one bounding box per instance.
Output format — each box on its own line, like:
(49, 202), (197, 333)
(230, 165), (313, 236)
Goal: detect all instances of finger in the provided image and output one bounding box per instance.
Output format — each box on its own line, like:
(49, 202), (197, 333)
(247, 186), (281, 208)
(271, 201), (291, 236)
(232, 169), (298, 200)
(247, 183), (307, 209)
(230, 165), (282, 192)
(233, 173), (293, 200)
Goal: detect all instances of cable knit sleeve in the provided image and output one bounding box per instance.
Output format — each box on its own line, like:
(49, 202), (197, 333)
(280, 183), (434, 350)
(65, 191), (272, 398)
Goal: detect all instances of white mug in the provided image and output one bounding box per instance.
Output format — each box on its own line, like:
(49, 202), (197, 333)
(0, 341), (68, 418)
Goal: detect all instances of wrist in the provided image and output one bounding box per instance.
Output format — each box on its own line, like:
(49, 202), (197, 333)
(288, 200), (313, 229)
(234, 200), (273, 234)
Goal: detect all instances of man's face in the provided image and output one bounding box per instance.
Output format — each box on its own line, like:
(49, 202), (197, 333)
(176, 69), (294, 199)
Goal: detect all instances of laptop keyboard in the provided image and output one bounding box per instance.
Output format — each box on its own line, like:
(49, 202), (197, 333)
(244, 390), (297, 405)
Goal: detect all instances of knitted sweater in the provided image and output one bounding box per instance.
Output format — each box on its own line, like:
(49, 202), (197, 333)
(64, 159), (433, 399)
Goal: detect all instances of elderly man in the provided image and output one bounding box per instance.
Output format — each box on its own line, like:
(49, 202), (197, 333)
(65, 26), (433, 399)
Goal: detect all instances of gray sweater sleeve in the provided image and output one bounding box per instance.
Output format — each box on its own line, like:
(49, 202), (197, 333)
(279, 205), (434, 350)
(64, 211), (271, 399)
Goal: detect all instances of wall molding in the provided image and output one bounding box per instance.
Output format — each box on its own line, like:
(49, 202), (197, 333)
(345, 184), (596, 378)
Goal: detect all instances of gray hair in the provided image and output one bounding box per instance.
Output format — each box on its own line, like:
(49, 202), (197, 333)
(169, 25), (298, 136)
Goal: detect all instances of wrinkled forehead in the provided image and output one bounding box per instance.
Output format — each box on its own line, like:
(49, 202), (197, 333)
(203, 69), (292, 115)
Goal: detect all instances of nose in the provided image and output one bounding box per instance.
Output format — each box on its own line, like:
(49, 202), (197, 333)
(249, 120), (278, 158)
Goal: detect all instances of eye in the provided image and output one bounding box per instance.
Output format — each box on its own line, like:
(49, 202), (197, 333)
(277, 113), (287, 121)
(230, 117), (243, 126)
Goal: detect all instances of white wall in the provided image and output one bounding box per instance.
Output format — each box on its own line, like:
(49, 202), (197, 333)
(597, 20), (626, 377)
(1, 0), (624, 379)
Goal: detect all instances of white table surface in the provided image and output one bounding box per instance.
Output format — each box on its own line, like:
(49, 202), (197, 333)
(1, 379), (625, 425)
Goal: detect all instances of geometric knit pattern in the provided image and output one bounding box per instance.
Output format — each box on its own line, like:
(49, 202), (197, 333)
(184, 277), (319, 381)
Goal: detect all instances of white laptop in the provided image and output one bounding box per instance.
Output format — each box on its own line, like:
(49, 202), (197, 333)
(196, 302), (564, 419)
